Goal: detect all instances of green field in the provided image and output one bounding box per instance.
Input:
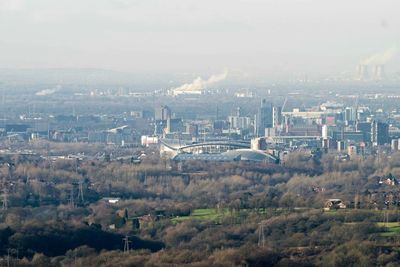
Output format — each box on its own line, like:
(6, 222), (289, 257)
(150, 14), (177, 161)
(171, 208), (231, 223)
(170, 208), (277, 224)
(344, 221), (400, 237)
(377, 222), (400, 237)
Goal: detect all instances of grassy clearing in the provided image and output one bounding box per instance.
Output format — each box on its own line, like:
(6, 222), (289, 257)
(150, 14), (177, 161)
(377, 222), (400, 227)
(344, 221), (400, 237)
(377, 222), (400, 237)
(171, 208), (231, 223)
(171, 208), (310, 224)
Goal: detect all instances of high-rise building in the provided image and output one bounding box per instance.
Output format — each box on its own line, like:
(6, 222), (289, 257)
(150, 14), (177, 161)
(371, 121), (389, 146)
(322, 125), (328, 139)
(391, 139), (399, 151)
(228, 108), (251, 130)
(344, 107), (357, 124)
(185, 123), (198, 137)
(238, 117), (251, 129)
(356, 121), (372, 142)
(273, 106), (282, 128)
(155, 105), (171, 121)
(235, 107), (241, 117)
(166, 118), (183, 134)
(256, 99), (273, 136)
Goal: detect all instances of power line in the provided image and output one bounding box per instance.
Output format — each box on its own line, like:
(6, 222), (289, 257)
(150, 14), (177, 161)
(2, 174), (9, 210)
(69, 186), (75, 208)
(77, 180), (84, 203)
(123, 235), (131, 253)
(7, 248), (10, 267)
(2, 188), (9, 210)
(258, 222), (265, 248)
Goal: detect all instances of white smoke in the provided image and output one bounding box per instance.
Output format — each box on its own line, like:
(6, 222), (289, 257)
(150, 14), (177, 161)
(173, 70), (228, 92)
(35, 85), (61, 96)
(361, 46), (397, 65)
(35, 89), (57, 96)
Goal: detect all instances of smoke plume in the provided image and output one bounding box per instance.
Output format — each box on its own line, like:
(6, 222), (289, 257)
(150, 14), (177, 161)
(361, 46), (397, 65)
(173, 70), (228, 92)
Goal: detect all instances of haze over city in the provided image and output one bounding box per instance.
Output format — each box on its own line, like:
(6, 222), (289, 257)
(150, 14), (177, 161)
(0, 0), (399, 79)
(2, 1), (400, 266)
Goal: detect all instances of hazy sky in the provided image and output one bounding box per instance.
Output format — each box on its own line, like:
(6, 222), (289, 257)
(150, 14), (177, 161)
(0, 0), (399, 78)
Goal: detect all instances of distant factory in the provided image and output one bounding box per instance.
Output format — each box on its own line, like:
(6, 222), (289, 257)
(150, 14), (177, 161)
(356, 64), (385, 81)
(169, 71), (228, 96)
(355, 47), (397, 81)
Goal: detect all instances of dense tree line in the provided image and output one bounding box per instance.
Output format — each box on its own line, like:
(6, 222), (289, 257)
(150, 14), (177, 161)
(1, 149), (400, 265)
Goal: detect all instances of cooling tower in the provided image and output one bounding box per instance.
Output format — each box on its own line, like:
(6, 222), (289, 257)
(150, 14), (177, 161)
(357, 64), (370, 81)
(373, 65), (385, 80)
